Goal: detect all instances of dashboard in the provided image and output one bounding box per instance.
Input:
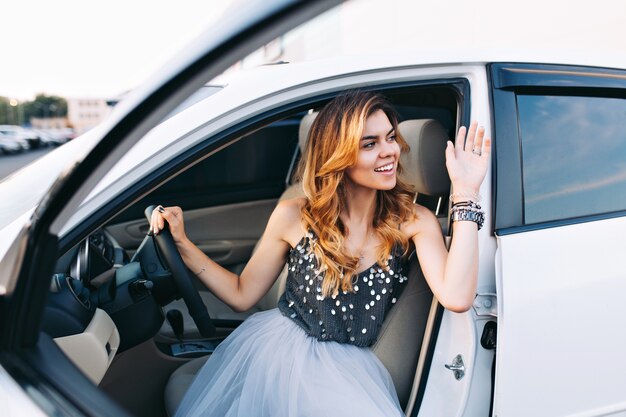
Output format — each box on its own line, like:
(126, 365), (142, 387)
(47, 227), (169, 353)
(68, 230), (128, 286)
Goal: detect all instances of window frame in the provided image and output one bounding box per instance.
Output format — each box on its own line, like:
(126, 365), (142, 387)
(490, 63), (626, 235)
(59, 78), (469, 255)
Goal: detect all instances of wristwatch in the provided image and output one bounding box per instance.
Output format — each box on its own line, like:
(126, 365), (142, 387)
(450, 208), (484, 230)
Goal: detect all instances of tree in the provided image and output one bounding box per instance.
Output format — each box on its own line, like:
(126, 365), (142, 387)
(0, 94), (69, 126)
(0, 97), (21, 125)
(23, 94), (68, 122)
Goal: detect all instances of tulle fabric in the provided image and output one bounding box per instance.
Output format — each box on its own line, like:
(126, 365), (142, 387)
(174, 308), (404, 417)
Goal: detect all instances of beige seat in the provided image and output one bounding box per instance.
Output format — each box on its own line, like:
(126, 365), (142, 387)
(164, 117), (451, 416)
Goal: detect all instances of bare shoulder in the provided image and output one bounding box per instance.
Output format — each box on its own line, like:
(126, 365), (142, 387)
(274, 197), (306, 221)
(401, 203), (440, 240)
(269, 197), (308, 247)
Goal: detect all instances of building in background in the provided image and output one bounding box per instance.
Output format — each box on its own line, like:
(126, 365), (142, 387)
(30, 116), (68, 130)
(66, 98), (113, 134)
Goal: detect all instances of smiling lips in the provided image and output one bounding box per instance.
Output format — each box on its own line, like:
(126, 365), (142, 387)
(374, 163), (394, 173)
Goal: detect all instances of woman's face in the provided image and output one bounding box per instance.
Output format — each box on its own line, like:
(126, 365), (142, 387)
(345, 109), (400, 191)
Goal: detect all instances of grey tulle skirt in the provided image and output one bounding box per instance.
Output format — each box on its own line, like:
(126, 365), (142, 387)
(174, 308), (404, 417)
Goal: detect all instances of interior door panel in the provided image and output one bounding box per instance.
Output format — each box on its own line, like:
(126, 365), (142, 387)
(106, 198), (277, 260)
(106, 199), (278, 340)
(195, 239), (258, 268)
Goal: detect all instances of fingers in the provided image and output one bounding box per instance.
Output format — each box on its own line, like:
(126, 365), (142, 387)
(481, 135), (492, 158)
(465, 121), (478, 152)
(455, 126), (467, 152)
(149, 207), (159, 235)
(456, 122), (488, 156)
(445, 140), (456, 163)
(473, 125), (485, 154)
(149, 205), (178, 235)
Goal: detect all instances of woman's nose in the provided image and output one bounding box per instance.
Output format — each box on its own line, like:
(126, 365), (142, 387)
(379, 140), (398, 157)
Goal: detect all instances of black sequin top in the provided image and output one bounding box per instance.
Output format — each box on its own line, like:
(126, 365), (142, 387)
(277, 231), (409, 347)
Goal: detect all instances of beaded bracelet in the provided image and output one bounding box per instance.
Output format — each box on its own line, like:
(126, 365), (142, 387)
(450, 192), (481, 203)
(451, 200), (482, 211)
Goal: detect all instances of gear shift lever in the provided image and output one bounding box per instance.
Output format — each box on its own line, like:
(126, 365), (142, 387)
(166, 309), (219, 357)
(166, 309), (184, 346)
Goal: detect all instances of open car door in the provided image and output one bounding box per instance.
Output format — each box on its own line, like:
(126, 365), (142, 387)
(0, 1), (339, 416)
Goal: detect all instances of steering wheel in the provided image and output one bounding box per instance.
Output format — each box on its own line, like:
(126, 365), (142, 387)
(144, 205), (216, 338)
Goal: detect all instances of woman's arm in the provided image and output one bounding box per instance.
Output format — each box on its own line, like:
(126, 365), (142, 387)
(150, 199), (302, 312)
(409, 207), (478, 312)
(408, 122), (490, 312)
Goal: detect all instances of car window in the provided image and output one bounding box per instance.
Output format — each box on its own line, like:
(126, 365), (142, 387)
(518, 94), (626, 224)
(112, 117), (301, 223)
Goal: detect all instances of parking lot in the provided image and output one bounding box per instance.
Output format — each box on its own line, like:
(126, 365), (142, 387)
(0, 146), (53, 180)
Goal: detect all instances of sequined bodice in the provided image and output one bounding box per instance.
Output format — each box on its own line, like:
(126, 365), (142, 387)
(277, 231), (409, 347)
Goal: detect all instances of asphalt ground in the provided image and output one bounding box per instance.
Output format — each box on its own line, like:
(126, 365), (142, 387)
(0, 147), (54, 181)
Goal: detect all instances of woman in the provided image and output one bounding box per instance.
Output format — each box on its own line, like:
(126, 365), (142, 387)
(151, 90), (490, 416)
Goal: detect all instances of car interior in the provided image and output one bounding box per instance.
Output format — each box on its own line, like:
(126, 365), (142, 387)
(45, 84), (460, 417)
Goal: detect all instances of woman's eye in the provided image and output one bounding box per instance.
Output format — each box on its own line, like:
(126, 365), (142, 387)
(387, 135), (397, 142)
(363, 142), (375, 149)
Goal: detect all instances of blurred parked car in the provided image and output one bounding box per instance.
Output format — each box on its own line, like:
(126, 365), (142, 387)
(32, 129), (71, 147)
(0, 125), (40, 149)
(53, 127), (77, 142)
(0, 126), (29, 151)
(1, 1), (625, 417)
(0, 132), (23, 154)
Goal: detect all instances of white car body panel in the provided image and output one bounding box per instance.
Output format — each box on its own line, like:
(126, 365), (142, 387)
(415, 65), (496, 417)
(418, 310), (478, 416)
(0, 365), (46, 417)
(495, 217), (626, 416)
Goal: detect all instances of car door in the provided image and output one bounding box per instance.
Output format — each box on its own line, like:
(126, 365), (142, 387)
(0, 1), (339, 416)
(491, 63), (626, 416)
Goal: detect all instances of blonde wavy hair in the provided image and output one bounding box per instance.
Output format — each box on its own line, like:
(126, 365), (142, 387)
(297, 91), (416, 297)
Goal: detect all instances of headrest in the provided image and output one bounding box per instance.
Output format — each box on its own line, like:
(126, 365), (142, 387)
(298, 111), (318, 152)
(398, 119), (450, 196)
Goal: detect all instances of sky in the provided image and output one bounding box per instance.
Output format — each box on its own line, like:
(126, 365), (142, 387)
(4, 0), (625, 102)
(1, 1), (233, 101)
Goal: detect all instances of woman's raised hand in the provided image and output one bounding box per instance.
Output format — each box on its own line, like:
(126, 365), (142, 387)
(444, 121), (491, 197)
(149, 205), (188, 244)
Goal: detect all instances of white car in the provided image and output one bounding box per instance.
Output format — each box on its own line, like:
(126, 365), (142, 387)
(0, 125), (38, 150)
(0, 132), (23, 154)
(30, 129), (68, 147)
(1, 1), (625, 417)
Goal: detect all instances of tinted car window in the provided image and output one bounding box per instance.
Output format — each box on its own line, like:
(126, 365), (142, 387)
(519, 94), (626, 224)
(113, 118), (300, 222)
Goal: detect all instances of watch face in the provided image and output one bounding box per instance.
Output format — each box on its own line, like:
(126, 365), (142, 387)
(451, 206), (484, 230)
